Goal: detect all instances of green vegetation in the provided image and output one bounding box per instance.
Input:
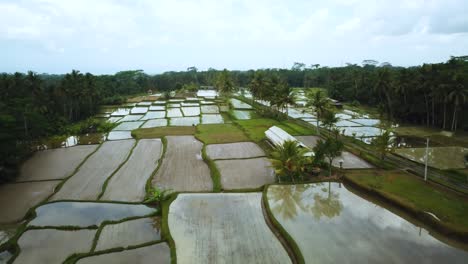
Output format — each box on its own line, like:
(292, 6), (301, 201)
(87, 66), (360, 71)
(201, 145), (222, 192)
(235, 118), (316, 142)
(144, 187), (172, 205)
(345, 170), (468, 233)
(195, 124), (249, 144)
(313, 138), (344, 176)
(270, 141), (313, 182)
(132, 126), (196, 139)
(371, 130), (394, 160)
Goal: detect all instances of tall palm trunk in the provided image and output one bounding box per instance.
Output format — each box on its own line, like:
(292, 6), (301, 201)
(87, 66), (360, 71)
(442, 102), (447, 129)
(451, 104), (457, 131)
(424, 93), (430, 126)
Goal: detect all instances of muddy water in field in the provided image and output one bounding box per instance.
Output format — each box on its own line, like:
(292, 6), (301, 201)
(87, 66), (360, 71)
(267, 183), (468, 264)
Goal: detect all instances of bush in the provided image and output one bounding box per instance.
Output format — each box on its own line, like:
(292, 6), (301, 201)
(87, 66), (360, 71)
(144, 187), (172, 205)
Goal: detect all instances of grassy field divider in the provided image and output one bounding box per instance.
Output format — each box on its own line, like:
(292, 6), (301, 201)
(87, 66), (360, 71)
(145, 136), (168, 196)
(97, 139), (139, 200)
(261, 185), (305, 264)
(200, 144), (222, 192)
(161, 193), (178, 264)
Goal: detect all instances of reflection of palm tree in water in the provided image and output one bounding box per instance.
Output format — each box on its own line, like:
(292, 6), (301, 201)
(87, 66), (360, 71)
(310, 182), (343, 220)
(269, 183), (343, 221)
(269, 185), (311, 220)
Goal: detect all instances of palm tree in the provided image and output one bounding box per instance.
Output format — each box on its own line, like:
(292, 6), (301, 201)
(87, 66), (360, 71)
(306, 90), (329, 134)
(271, 84), (296, 118)
(313, 138), (344, 176)
(371, 130), (394, 160)
(321, 110), (339, 132)
(374, 68), (395, 119)
(448, 79), (467, 131)
(270, 140), (311, 183)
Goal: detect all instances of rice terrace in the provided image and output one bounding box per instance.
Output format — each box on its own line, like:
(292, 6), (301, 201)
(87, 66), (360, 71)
(1, 1), (468, 263)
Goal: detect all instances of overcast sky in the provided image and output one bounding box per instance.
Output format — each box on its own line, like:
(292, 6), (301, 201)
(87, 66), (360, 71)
(1, 0), (468, 74)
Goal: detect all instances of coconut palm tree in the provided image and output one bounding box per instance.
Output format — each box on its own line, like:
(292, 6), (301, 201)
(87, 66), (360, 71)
(270, 140), (311, 183)
(313, 138), (344, 176)
(306, 90), (329, 134)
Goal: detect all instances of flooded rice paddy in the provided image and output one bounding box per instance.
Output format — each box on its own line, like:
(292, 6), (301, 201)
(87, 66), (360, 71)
(206, 142), (265, 160)
(267, 183), (468, 263)
(29, 202), (155, 227)
(169, 193), (291, 264)
(77, 243), (170, 263)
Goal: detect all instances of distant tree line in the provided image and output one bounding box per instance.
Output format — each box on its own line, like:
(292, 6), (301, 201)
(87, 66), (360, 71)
(1, 58), (467, 182)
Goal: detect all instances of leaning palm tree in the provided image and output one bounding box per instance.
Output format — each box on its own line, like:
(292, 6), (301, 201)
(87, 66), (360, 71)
(306, 90), (329, 134)
(270, 140), (311, 183)
(321, 110), (339, 132)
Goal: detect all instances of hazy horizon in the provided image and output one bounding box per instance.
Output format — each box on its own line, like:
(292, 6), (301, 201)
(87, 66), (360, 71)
(1, 0), (468, 74)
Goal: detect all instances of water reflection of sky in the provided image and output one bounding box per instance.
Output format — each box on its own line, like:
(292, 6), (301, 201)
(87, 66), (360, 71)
(267, 183), (468, 264)
(29, 202), (155, 227)
(395, 147), (467, 170)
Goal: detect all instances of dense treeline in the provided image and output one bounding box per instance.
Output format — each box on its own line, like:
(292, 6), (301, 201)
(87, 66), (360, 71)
(0, 70), (152, 182)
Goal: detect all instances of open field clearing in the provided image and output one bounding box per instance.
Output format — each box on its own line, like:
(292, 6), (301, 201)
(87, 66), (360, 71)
(215, 157), (275, 189)
(107, 131), (133, 140)
(95, 217), (161, 251)
(201, 114), (224, 124)
(29, 202), (155, 227)
(267, 183), (468, 263)
(51, 140), (135, 201)
(395, 147), (468, 170)
(141, 119), (168, 128)
(181, 106), (200, 116)
(77, 243), (170, 264)
(140, 111), (166, 120)
(170, 117), (200, 126)
(206, 142), (265, 160)
(152, 136), (212, 192)
(0, 181), (60, 223)
(17, 145), (97, 181)
(101, 139), (163, 202)
(169, 193), (291, 264)
(133, 126), (196, 139)
(196, 124), (249, 144)
(113, 121), (144, 131)
(14, 229), (95, 264)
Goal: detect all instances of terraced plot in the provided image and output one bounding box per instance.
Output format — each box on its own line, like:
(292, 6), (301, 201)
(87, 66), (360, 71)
(111, 108), (131, 116)
(140, 111), (166, 120)
(17, 145), (97, 181)
(119, 115), (143, 122)
(200, 105), (219, 114)
(101, 139), (163, 202)
(266, 183), (468, 263)
(107, 116), (122, 123)
(231, 110), (253, 120)
(130, 107), (149, 114)
(169, 193), (291, 264)
(181, 107), (200, 116)
(113, 121), (144, 131)
(166, 108), (183, 118)
(149, 105), (165, 111)
(14, 229), (95, 264)
(0, 181), (60, 224)
(141, 119), (168, 128)
(95, 217), (161, 251)
(107, 131), (133, 141)
(51, 140), (135, 201)
(77, 243), (170, 264)
(206, 142), (265, 160)
(201, 114), (224, 124)
(29, 202), (155, 227)
(152, 136), (212, 192)
(230, 98), (253, 109)
(170, 117), (200, 126)
(215, 158), (275, 189)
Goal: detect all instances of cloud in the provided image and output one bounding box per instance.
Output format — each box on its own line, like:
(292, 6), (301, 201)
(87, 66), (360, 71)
(0, 0), (467, 73)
